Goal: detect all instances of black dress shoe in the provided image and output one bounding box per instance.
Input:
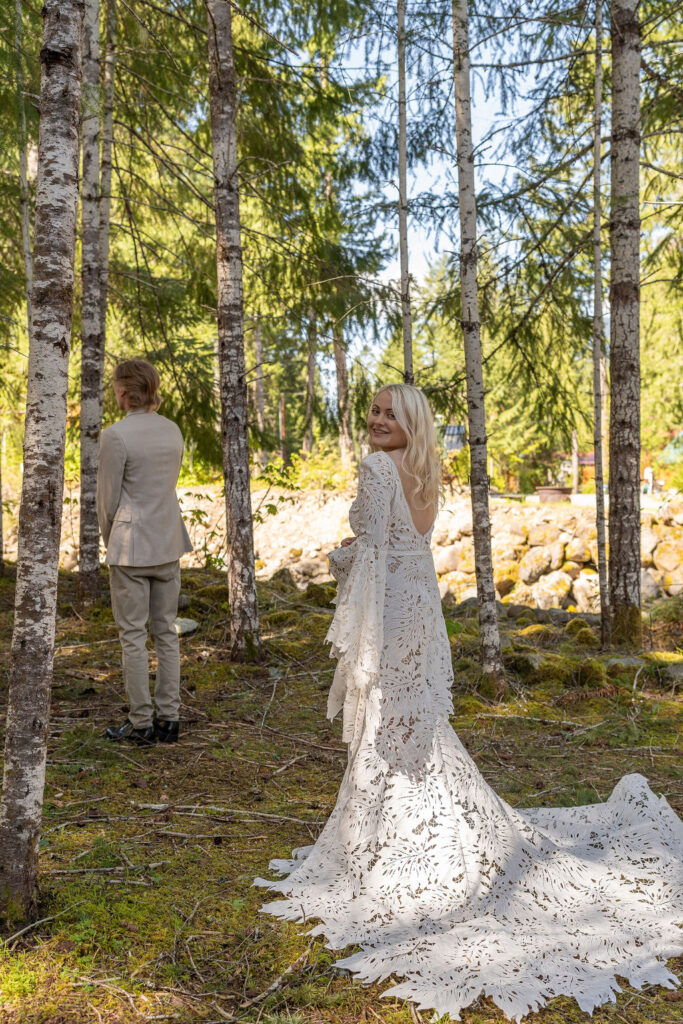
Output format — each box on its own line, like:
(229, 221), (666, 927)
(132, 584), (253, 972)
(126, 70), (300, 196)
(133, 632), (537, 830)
(105, 719), (156, 745)
(155, 719), (179, 743)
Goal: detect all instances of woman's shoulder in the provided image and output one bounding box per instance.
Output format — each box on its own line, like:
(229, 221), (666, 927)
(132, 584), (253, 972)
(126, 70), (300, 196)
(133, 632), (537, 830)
(360, 450), (397, 485)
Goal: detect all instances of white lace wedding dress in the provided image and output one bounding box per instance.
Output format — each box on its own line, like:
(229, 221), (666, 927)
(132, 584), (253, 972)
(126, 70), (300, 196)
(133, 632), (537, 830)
(256, 451), (683, 1021)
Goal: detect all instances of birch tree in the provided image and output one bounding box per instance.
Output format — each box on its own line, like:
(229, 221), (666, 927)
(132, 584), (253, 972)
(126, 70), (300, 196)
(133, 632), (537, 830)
(451, 0), (504, 688)
(592, 0), (610, 646)
(207, 0), (260, 658)
(78, 0), (102, 603)
(0, 0), (84, 920)
(253, 314), (267, 469)
(333, 324), (355, 467)
(609, 0), (641, 645)
(303, 309), (316, 453)
(98, 0), (116, 354)
(15, 0), (32, 336)
(397, 0), (413, 385)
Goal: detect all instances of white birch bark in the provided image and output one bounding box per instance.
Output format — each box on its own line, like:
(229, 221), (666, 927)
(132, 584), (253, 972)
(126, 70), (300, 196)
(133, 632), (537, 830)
(98, 0), (116, 347)
(78, 0), (102, 603)
(207, 0), (260, 658)
(592, 0), (610, 647)
(0, 0), (83, 919)
(571, 429), (580, 493)
(609, 0), (641, 645)
(451, 0), (504, 686)
(303, 309), (316, 454)
(397, 0), (413, 385)
(333, 325), (355, 468)
(253, 314), (267, 470)
(15, 0), (33, 337)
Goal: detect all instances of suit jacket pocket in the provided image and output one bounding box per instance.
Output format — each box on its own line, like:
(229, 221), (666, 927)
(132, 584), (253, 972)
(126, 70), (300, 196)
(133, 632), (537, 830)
(113, 508), (133, 523)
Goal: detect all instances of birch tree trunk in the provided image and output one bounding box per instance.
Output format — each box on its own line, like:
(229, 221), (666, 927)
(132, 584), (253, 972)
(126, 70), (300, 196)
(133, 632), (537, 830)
(0, 0), (83, 921)
(15, 0), (33, 337)
(333, 325), (355, 468)
(253, 314), (267, 470)
(78, 0), (103, 603)
(593, 0), (610, 647)
(571, 429), (580, 493)
(609, 0), (641, 646)
(397, 0), (413, 385)
(98, 0), (116, 344)
(451, 0), (504, 688)
(0, 440), (4, 578)
(207, 0), (260, 659)
(303, 309), (316, 454)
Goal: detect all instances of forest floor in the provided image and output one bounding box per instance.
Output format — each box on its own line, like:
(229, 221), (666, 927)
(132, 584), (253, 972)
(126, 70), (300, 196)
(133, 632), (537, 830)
(0, 565), (681, 1024)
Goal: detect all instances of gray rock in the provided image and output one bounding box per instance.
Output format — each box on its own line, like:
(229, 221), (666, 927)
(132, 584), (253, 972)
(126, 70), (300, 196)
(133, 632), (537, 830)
(433, 543), (463, 576)
(571, 571), (600, 613)
(640, 569), (660, 602)
(519, 547), (552, 584)
(174, 617), (199, 636)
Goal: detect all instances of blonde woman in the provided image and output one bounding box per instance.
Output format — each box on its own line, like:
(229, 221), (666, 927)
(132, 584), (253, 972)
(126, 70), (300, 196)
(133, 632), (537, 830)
(258, 384), (683, 1021)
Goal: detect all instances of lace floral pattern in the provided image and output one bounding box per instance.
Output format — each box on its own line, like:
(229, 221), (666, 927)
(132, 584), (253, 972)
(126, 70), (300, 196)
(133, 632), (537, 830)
(257, 450), (683, 1021)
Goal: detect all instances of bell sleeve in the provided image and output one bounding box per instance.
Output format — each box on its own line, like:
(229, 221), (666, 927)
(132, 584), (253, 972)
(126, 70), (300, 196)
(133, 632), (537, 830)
(325, 453), (394, 740)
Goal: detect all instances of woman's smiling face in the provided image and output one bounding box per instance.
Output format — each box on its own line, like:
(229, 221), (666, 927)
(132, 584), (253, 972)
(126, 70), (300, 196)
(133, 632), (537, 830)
(368, 390), (408, 451)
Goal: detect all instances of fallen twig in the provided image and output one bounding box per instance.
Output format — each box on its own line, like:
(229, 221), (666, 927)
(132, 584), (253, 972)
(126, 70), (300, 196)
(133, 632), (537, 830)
(238, 940), (314, 1009)
(2, 899), (88, 946)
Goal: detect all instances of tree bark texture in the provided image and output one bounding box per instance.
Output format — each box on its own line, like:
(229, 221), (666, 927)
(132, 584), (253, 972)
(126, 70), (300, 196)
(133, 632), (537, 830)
(78, 0), (103, 603)
(0, 440), (4, 578)
(303, 309), (316, 454)
(571, 429), (580, 494)
(593, 0), (610, 647)
(207, 0), (260, 658)
(15, 0), (33, 337)
(0, 0), (83, 920)
(451, 0), (504, 685)
(609, 0), (641, 646)
(98, 0), (116, 342)
(333, 325), (355, 468)
(397, 0), (413, 385)
(253, 314), (267, 470)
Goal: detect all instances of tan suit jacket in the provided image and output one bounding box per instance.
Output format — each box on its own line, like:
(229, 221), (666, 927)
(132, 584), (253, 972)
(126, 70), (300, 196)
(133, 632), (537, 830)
(97, 409), (193, 566)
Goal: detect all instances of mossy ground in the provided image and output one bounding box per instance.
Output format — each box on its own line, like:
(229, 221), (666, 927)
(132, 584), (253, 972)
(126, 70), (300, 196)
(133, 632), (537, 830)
(0, 565), (681, 1023)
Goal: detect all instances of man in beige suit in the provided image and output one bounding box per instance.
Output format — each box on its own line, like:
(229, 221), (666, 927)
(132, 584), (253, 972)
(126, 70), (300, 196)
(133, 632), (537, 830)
(97, 359), (193, 745)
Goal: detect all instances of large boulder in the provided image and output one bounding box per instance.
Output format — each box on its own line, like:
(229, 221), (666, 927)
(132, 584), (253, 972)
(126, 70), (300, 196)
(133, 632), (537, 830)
(571, 570), (600, 613)
(641, 569), (661, 602)
(531, 570), (572, 610)
(493, 559), (519, 598)
(640, 526), (659, 566)
(519, 546), (553, 584)
(653, 539), (683, 575)
(548, 540), (566, 570)
(491, 533), (526, 562)
(434, 543), (463, 576)
(565, 536), (590, 563)
(528, 523), (560, 547)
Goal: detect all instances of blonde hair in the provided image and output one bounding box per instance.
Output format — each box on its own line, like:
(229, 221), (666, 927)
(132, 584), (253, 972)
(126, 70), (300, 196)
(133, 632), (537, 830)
(369, 383), (442, 510)
(113, 359), (161, 411)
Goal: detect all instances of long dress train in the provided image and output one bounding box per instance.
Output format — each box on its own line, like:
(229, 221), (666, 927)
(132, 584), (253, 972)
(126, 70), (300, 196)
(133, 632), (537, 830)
(256, 451), (683, 1021)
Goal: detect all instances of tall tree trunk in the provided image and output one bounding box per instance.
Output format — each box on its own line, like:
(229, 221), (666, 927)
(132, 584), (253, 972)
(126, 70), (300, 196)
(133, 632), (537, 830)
(0, 0), (83, 921)
(571, 429), (580, 493)
(302, 308), (316, 454)
(0, 437), (4, 578)
(451, 0), (504, 688)
(78, 0), (102, 603)
(98, 0), (116, 345)
(15, 0), (33, 337)
(333, 325), (355, 468)
(397, 0), (413, 385)
(207, 0), (260, 659)
(593, 0), (610, 647)
(609, 0), (641, 646)
(253, 314), (267, 470)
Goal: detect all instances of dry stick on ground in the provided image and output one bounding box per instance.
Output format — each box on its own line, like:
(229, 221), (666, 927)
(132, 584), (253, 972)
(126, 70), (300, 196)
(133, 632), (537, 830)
(238, 941), (315, 1010)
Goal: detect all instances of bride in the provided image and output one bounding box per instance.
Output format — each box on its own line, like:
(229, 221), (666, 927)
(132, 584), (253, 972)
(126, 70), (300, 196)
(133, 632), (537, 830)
(256, 383), (683, 1021)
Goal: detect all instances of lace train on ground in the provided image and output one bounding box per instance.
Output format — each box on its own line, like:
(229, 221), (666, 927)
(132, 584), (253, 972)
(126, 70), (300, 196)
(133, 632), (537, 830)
(256, 451), (683, 1021)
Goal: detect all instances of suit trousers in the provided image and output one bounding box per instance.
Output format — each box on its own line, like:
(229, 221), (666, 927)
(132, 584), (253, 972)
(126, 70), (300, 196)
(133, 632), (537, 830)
(109, 560), (181, 728)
